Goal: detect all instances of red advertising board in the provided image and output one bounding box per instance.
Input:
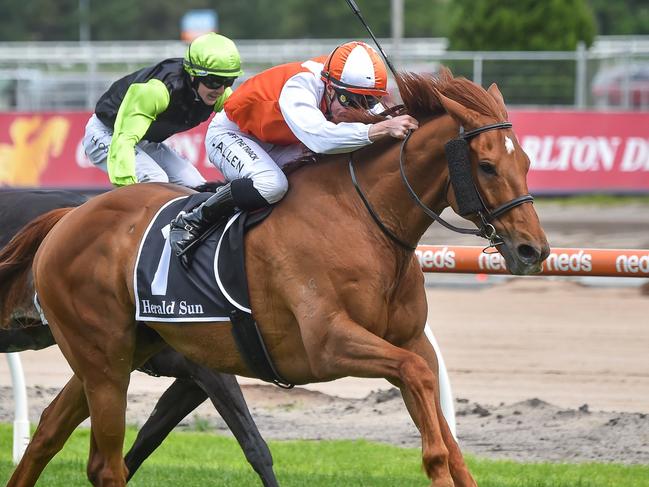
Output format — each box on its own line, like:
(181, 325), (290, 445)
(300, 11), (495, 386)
(0, 112), (223, 189)
(511, 110), (649, 193)
(1, 110), (648, 193)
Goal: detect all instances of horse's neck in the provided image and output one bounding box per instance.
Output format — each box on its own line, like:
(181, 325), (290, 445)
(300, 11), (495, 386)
(356, 114), (458, 247)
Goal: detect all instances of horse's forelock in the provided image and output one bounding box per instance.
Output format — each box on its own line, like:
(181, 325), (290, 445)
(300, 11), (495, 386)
(397, 67), (504, 121)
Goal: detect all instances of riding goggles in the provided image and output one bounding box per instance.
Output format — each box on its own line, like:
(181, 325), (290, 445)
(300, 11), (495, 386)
(334, 88), (380, 110)
(197, 75), (237, 89)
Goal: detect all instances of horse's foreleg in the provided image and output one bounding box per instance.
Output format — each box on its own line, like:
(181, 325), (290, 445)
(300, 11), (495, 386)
(6, 376), (89, 487)
(190, 364), (279, 487)
(398, 334), (477, 487)
(124, 378), (207, 480)
(299, 316), (454, 487)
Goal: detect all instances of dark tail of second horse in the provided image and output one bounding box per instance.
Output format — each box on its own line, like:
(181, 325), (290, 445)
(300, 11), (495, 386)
(0, 208), (73, 328)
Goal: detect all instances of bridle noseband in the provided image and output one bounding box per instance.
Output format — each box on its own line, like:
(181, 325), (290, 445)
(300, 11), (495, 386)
(349, 121), (534, 252)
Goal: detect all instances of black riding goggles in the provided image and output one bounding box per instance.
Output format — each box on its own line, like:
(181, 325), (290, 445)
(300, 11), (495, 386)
(334, 89), (380, 110)
(198, 75), (237, 90)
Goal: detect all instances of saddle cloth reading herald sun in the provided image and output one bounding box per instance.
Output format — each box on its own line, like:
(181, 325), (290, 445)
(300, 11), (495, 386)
(134, 193), (268, 322)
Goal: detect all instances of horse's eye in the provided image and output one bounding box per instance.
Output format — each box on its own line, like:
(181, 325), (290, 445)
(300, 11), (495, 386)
(479, 161), (497, 175)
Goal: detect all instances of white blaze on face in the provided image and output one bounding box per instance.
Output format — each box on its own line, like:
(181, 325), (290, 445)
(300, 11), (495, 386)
(504, 136), (515, 154)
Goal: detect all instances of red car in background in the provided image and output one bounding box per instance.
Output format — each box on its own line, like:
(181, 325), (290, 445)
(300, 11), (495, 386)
(592, 63), (649, 109)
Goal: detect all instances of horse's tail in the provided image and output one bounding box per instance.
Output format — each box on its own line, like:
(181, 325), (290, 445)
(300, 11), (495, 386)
(0, 208), (73, 329)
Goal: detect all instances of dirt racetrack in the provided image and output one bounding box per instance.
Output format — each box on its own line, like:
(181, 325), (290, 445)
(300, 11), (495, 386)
(1, 201), (648, 464)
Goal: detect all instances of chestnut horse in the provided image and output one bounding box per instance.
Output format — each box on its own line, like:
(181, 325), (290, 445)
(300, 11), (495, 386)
(1, 69), (549, 487)
(0, 189), (278, 486)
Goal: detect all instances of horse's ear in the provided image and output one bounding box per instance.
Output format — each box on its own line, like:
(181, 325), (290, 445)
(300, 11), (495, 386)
(487, 83), (508, 119)
(434, 89), (481, 128)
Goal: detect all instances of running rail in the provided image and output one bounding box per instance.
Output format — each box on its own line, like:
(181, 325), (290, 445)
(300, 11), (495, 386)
(7, 353), (29, 464)
(417, 246), (649, 277)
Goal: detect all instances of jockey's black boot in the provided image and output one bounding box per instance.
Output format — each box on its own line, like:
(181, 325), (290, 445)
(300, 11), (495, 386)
(169, 183), (235, 268)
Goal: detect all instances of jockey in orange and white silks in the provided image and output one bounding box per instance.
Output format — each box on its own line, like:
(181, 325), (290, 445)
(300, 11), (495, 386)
(169, 41), (418, 268)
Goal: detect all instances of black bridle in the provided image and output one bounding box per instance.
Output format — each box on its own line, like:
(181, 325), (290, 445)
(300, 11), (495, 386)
(349, 121), (534, 252)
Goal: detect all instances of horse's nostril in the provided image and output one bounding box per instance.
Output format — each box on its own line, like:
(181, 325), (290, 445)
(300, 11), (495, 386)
(517, 244), (540, 264)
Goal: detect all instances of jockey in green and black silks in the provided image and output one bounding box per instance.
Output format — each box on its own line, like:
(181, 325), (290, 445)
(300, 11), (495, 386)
(82, 32), (243, 187)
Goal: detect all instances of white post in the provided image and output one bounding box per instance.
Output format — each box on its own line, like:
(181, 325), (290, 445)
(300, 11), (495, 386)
(424, 324), (456, 439)
(391, 0), (404, 66)
(575, 41), (587, 109)
(7, 353), (30, 464)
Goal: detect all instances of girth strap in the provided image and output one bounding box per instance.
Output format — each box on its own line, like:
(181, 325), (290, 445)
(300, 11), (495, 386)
(229, 310), (294, 389)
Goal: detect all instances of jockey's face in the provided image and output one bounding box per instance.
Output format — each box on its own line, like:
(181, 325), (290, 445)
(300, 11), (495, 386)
(195, 80), (226, 106)
(326, 85), (349, 119)
(326, 85), (380, 119)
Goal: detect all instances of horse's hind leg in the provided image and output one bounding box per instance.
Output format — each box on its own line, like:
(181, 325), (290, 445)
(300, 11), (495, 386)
(124, 379), (207, 480)
(48, 314), (137, 487)
(91, 334), (166, 483)
(82, 353), (133, 486)
(126, 350), (278, 486)
(190, 363), (279, 487)
(7, 376), (88, 487)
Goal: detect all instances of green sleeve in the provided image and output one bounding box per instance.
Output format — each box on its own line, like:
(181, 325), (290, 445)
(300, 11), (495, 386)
(213, 87), (233, 113)
(107, 79), (170, 186)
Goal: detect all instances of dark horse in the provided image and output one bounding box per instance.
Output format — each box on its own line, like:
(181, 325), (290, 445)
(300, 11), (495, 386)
(1, 69), (549, 487)
(0, 190), (278, 486)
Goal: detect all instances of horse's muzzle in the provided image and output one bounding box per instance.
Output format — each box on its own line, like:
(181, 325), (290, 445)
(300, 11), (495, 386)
(501, 239), (551, 275)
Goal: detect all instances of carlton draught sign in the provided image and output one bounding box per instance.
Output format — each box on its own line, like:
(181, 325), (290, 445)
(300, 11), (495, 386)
(510, 110), (649, 193)
(0, 110), (648, 193)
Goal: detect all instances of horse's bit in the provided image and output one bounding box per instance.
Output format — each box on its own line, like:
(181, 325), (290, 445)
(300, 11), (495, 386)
(349, 121), (534, 252)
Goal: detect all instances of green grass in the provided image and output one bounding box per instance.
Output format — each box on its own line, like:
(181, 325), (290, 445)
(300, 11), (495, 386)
(536, 194), (649, 206)
(0, 424), (647, 486)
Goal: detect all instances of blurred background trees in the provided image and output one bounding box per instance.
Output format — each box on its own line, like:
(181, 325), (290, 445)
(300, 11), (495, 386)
(0, 0), (646, 44)
(447, 0), (597, 51)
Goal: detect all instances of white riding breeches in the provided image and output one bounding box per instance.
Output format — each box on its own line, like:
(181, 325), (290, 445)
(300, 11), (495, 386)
(205, 111), (306, 204)
(82, 114), (206, 187)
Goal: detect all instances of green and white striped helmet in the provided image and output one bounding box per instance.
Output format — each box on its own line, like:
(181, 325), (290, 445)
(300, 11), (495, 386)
(183, 33), (243, 77)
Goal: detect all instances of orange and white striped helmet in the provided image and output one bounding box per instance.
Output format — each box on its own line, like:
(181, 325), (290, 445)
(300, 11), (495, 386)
(320, 41), (388, 97)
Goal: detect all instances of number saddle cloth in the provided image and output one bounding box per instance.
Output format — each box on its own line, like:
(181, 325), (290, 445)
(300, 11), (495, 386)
(134, 193), (293, 387)
(135, 193), (269, 323)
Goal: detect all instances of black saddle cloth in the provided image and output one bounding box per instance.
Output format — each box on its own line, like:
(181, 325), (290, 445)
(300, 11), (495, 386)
(135, 193), (270, 322)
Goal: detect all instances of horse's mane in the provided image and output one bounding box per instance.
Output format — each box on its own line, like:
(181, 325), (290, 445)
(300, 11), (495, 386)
(397, 66), (504, 120)
(283, 66), (503, 174)
(331, 66), (503, 123)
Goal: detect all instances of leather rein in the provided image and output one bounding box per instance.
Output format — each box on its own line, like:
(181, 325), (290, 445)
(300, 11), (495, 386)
(349, 121), (534, 252)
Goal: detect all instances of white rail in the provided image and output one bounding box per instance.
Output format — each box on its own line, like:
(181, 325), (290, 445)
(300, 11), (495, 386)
(7, 353), (29, 464)
(425, 324), (456, 439)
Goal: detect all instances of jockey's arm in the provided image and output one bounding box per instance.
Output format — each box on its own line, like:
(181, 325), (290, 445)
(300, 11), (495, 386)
(278, 72), (373, 154)
(107, 80), (170, 186)
(367, 115), (419, 141)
